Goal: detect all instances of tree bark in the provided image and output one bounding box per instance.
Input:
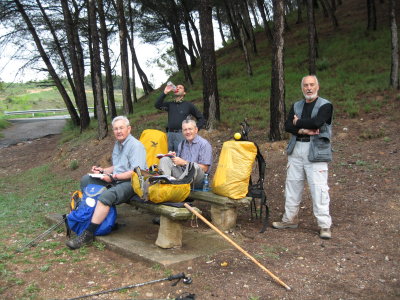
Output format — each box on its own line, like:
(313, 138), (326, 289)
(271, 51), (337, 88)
(367, 0), (377, 31)
(240, 0), (257, 54)
(320, 0), (339, 28)
(128, 0), (138, 103)
(187, 12), (202, 55)
(88, 0), (108, 139)
(199, 0), (220, 129)
(307, 0), (318, 74)
(239, 24), (253, 76)
(116, 0), (133, 115)
(256, 0), (273, 43)
(389, 0), (399, 89)
(13, 0), (80, 127)
(97, 0), (117, 118)
(61, 0), (90, 130)
(223, 0), (241, 41)
(249, 0), (260, 28)
(182, 0), (200, 64)
(169, 0), (193, 85)
(216, 7), (227, 46)
(296, 0), (303, 23)
(269, 0), (286, 141)
(36, 0), (77, 101)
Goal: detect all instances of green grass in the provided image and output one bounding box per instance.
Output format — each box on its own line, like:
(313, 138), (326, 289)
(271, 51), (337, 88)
(0, 165), (80, 291)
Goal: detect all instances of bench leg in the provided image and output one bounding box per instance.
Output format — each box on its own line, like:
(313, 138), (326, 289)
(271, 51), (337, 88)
(210, 204), (237, 231)
(155, 215), (183, 249)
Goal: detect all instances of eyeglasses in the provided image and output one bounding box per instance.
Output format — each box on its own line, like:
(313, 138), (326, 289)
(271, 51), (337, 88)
(113, 126), (127, 131)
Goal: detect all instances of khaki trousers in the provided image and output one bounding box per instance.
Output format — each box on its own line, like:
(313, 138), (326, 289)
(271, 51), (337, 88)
(282, 141), (332, 228)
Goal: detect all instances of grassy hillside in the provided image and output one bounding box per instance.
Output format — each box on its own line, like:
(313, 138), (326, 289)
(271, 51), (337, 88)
(1, 0), (398, 136)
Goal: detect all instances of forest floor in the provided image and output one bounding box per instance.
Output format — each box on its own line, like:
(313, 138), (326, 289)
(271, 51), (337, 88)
(0, 92), (399, 299)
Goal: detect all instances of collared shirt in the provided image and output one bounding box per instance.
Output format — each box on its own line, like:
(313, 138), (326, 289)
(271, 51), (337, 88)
(178, 135), (213, 170)
(112, 134), (147, 174)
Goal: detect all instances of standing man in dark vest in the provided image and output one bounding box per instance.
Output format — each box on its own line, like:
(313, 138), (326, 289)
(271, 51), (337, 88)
(155, 83), (205, 152)
(272, 75), (334, 239)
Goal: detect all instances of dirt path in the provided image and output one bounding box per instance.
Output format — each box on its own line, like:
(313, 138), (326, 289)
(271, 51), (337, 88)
(0, 118), (66, 148)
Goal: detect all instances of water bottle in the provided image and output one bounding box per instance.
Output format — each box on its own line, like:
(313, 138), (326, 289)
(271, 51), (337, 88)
(166, 81), (177, 92)
(202, 173), (210, 192)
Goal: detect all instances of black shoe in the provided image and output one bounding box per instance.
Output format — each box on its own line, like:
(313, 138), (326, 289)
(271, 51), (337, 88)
(66, 230), (94, 250)
(152, 216), (160, 225)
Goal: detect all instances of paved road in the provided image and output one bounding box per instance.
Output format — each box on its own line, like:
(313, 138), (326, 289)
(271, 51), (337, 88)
(0, 117), (67, 148)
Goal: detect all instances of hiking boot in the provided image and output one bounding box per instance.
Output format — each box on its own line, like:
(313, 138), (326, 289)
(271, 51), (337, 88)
(319, 228), (332, 239)
(66, 230), (94, 250)
(272, 221), (299, 229)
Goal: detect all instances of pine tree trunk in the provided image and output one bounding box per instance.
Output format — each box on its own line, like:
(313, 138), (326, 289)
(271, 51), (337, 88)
(307, 0), (317, 74)
(97, 0), (117, 118)
(216, 8), (227, 46)
(269, 0), (286, 141)
(321, 0), (339, 28)
(256, 0), (273, 42)
(14, 0), (80, 127)
(200, 0), (220, 129)
(61, 0), (90, 130)
(296, 0), (303, 23)
(389, 0), (399, 89)
(128, 0), (138, 103)
(240, 0), (257, 54)
(88, 0), (108, 139)
(116, 0), (133, 115)
(367, 0), (377, 31)
(36, 0), (77, 101)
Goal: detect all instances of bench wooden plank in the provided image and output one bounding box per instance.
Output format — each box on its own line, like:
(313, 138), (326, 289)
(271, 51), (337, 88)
(188, 191), (251, 207)
(130, 201), (198, 221)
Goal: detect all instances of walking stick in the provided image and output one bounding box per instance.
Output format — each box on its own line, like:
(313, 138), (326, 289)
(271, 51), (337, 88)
(184, 203), (291, 291)
(15, 215), (67, 253)
(66, 272), (192, 300)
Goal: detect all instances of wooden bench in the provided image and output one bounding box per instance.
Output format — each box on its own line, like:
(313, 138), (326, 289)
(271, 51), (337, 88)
(128, 200), (201, 249)
(188, 191), (252, 231)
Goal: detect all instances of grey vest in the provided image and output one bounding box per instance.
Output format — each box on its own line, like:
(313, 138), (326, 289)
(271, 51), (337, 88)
(286, 97), (333, 162)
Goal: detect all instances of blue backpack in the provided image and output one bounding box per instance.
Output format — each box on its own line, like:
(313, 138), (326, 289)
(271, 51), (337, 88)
(67, 184), (117, 236)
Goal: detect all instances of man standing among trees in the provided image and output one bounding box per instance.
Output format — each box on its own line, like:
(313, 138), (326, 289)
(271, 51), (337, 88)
(155, 83), (205, 152)
(272, 75), (334, 240)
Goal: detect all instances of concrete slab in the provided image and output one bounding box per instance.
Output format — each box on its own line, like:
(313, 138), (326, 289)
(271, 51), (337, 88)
(47, 204), (232, 267)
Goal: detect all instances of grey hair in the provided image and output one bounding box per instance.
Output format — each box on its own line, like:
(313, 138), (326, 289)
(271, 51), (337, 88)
(182, 118), (197, 128)
(112, 116), (130, 127)
(301, 75), (319, 88)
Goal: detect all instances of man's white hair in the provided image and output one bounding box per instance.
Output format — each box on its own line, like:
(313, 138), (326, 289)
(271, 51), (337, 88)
(301, 75), (319, 88)
(182, 118), (197, 128)
(112, 116), (130, 127)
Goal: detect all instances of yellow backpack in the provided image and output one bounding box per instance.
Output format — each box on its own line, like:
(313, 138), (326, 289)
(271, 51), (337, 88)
(211, 141), (257, 199)
(139, 129), (168, 168)
(131, 164), (195, 204)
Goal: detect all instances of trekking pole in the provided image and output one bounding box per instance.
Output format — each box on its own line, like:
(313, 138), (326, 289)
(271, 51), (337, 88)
(66, 272), (192, 300)
(15, 215), (66, 253)
(184, 203), (291, 291)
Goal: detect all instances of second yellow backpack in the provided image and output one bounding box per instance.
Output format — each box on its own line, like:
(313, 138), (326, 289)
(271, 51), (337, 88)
(211, 141), (257, 199)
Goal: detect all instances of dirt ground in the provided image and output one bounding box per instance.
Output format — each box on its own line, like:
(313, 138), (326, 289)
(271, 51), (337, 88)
(1, 92), (399, 300)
